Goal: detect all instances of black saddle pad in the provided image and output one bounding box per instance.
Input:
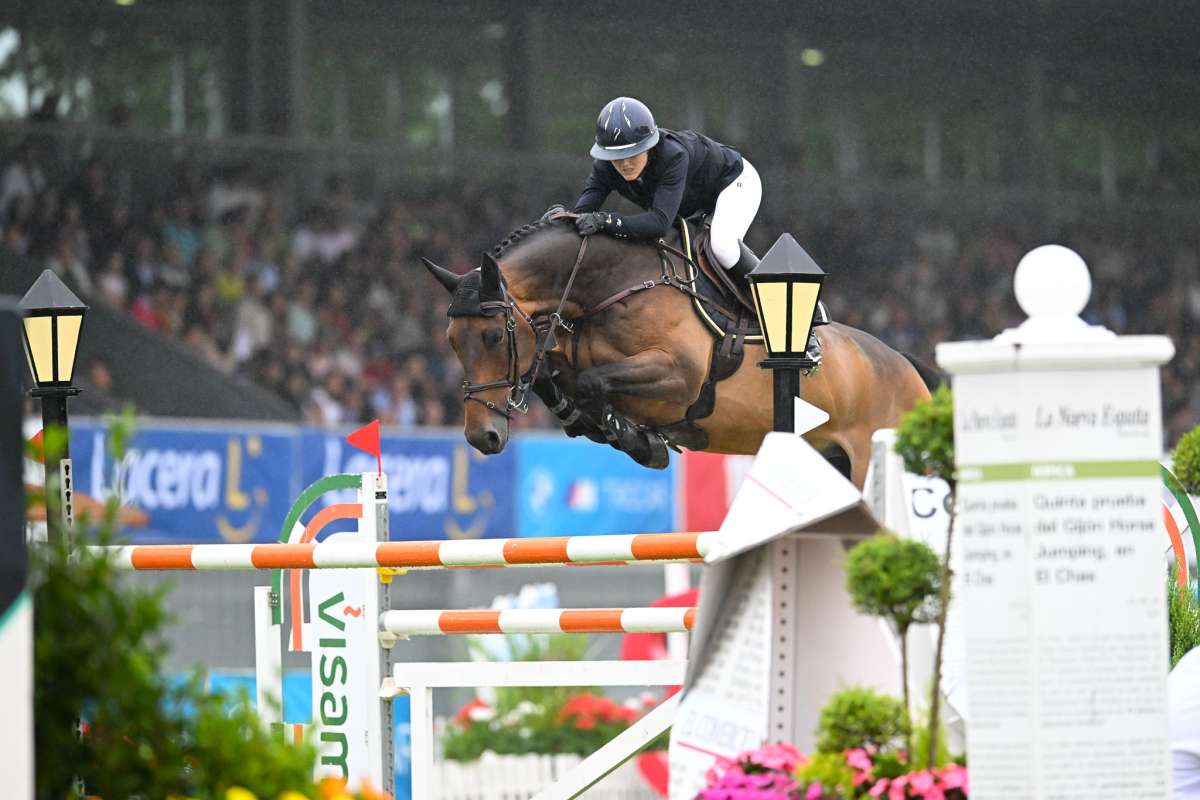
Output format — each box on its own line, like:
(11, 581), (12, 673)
(670, 219), (763, 342)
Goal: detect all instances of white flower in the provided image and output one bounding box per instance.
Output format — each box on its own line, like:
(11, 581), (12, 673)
(468, 706), (496, 722)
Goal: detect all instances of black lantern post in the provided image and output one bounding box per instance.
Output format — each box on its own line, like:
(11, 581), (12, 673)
(747, 234), (827, 433)
(18, 270), (87, 543)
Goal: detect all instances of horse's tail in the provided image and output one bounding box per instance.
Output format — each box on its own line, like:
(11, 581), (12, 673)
(901, 352), (945, 392)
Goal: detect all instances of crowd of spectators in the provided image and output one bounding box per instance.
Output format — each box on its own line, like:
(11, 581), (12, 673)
(2, 135), (1198, 444)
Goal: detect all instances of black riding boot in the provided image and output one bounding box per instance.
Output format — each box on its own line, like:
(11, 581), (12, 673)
(727, 241), (759, 279)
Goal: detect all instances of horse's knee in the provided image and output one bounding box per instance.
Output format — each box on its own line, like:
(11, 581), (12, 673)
(576, 370), (608, 408)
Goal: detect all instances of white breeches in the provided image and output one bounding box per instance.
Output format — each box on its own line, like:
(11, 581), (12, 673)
(710, 158), (762, 269)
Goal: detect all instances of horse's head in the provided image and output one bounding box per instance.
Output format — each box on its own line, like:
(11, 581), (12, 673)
(422, 253), (537, 455)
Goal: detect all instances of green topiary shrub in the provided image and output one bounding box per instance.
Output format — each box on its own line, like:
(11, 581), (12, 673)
(1173, 426), (1200, 496)
(894, 385), (955, 489)
(845, 533), (941, 744)
(815, 686), (909, 756)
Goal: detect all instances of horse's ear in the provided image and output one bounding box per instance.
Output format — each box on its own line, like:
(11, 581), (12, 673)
(421, 257), (461, 294)
(480, 253), (502, 300)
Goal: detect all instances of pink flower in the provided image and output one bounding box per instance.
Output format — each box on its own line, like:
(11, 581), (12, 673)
(921, 787), (946, 800)
(747, 743), (805, 772)
(868, 779), (890, 797)
(888, 774), (909, 800)
(909, 771), (935, 793)
(938, 764), (969, 793)
(806, 783), (824, 800)
(846, 748), (873, 772)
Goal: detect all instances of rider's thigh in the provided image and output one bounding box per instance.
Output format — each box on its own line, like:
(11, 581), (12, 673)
(710, 159), (763, 268)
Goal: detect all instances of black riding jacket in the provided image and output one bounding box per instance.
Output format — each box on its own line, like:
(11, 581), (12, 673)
(573, 128), (744, 240)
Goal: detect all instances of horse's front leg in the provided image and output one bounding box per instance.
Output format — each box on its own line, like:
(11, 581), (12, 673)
(575, 349), (689, 470)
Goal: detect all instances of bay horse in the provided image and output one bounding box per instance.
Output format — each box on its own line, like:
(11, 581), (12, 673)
(421, 217), (934, 489)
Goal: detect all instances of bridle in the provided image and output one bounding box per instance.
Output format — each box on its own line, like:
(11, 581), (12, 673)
(460, 236), (590, 420)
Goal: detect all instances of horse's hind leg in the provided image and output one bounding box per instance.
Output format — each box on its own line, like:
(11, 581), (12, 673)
(827, 429), (874, 492)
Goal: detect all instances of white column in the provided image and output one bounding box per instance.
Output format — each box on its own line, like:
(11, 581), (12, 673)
(937, 245), (1174, 800)
(253, 586), (282, 727)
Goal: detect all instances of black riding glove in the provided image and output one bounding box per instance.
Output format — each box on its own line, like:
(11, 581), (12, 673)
(575, 211), (612, 236)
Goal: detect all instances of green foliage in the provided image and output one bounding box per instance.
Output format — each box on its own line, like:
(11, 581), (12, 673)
(33, 415), (324, 799)
(845, 534), (942, 633)
(815, 687), (909, 756)
(910, 710), (955, 770)
(894, 385), (956, 488)
(796, 752), (856, 794)
(1168, 565), (1200, 669)
(1172, 426), (1200, 496)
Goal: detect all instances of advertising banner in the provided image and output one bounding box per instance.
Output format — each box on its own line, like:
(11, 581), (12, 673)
(301, 430), (516, 540)
(71, 420), (299, 544)
(515, 436), (676, 536)
(679, 451), (753, 532)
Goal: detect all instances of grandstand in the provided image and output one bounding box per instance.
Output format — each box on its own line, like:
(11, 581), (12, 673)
(1, 0), (1198, 441)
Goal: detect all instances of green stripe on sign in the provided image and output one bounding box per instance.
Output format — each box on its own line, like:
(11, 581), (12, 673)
(270, 472), (363, 625)
(958, 460), (1161, 482)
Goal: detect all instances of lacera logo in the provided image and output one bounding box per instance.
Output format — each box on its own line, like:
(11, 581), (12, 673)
(316, 591), (352, 777)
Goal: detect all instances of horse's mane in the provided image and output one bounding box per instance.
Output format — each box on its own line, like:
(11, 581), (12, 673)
(488, 212), (574, 260)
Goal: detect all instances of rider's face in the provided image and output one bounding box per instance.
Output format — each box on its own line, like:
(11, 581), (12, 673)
(613, 152), (649, 182)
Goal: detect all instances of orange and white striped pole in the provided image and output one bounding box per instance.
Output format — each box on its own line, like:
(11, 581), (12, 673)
(94, 532), (713, 572)
(379, 607), (696, 637)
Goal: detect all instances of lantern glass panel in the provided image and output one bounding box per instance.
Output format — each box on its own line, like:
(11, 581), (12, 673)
(752, 280), (791, 356)
(56, 312), (82, 382)
(790, 282), (822, 351)
(23, 315), (54, 384)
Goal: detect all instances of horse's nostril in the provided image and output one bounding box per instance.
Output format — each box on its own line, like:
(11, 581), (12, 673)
(485, 430), (501, 450)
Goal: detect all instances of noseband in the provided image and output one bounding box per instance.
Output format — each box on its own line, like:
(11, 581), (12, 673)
(460, 236), (590, 420)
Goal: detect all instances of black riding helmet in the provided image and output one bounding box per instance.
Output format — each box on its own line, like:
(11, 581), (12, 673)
(590, 97), (660, 161)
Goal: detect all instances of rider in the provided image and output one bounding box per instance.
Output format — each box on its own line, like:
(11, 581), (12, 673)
(572, 96), (762, 276)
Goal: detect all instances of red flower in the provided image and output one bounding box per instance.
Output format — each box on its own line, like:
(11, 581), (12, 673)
(453, 697), (491, 727)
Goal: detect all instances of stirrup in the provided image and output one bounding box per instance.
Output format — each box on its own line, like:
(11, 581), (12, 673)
(803, 331), (822, 376)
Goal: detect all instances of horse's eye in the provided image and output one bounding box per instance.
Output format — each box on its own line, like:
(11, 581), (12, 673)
(485, 329), (505, 347)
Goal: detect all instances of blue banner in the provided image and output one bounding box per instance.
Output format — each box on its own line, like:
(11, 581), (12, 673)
(298, 430), (517, 540)
(514, 436), (676, 536)
(68, 420), (671, 543)
(71, 420), (299, 544)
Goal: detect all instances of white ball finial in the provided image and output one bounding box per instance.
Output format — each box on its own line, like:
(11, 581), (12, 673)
(995, 244), (1112, 343)
(1013, 244), (1091, 320)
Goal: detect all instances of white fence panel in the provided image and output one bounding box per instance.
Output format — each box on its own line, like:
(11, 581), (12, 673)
(432, 753), (657, 800)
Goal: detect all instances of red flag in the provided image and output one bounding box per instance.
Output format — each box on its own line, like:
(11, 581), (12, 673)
(346, 419), (382, 475)
(28, 429), (45, 464)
